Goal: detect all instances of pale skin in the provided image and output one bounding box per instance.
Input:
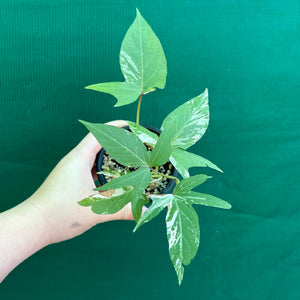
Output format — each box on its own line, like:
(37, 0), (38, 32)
(0, 120), (136, 283)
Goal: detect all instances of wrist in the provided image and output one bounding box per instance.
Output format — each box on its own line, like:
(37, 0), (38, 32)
(19, 198), (53, 247)
(0, 199), (51, 282)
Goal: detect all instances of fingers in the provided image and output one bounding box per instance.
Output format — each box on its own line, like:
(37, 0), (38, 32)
(100, 204), (148, 222)
(105, 120), (128, 127)
(75, 120), (128, 168)
(77, 119), (128, 154)
(78, 133), (102, 158)
(110, 203), (134, 221)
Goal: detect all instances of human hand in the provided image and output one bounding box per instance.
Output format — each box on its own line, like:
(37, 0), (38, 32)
(0, 120), (136, 282)
(27, 120), (132, 245)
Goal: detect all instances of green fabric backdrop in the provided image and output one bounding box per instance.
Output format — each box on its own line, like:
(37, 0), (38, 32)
(1, 0), (299, 299)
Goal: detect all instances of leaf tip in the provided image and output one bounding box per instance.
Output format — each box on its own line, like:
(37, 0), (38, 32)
(213, 164), (223, 173)
(133, 224), (139, 233)
(84, 84), (93, 90)
(78, 198), (93, 207)
(177, 267), (184, 286)
(126, 120), (134, 126)
(78, 119), (86, 125)
(135, 8), (144, 19)
(78, 119), (92, 131)
(113, 102), (122, 108)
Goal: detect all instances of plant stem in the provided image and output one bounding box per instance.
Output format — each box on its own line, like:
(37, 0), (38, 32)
(151, 171), (180, 185)
(136, 93), (143, 125)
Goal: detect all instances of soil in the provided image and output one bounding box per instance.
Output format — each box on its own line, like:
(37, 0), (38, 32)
(100, 151), (175, 196)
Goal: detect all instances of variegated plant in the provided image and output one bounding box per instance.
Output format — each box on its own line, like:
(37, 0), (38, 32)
(79, 9), (231, 285)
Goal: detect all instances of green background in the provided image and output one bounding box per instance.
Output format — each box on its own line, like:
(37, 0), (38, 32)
(1, 0), (299, 299)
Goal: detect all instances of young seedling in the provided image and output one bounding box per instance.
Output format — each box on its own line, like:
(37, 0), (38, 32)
(78, 9), (231, 285)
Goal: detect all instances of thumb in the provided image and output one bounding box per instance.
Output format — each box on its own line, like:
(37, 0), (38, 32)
(75, 120), (128, 168)
(105, 204), (148, 221)
(105, 203), (134, 221)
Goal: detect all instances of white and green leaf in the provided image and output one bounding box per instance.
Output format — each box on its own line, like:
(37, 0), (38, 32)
(177, 192), (231, 209)
(133, 194), (172, 232)
(85, 82), (141, 107)
(80, 120), (148, 167)
(85, 9), (167, 107)
(134, 193), (201, 285)
(96, 167), (152, 221)
(165, 194), (200, 285)
(127, 121), (158, 147)
(120, 9), (167, 95)
(170, 148), (223, 178)
(174, 174), (212, 194)
(78, 188), (133, 215)
(161, 89), (209, 150)
(174, 174), (231, 209)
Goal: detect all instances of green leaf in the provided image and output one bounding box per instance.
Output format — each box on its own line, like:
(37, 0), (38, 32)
(161, 89), (209, 150)
(78, 188), (134, 214)
(149, 90), (209, 167)
(146, 151), (152, 165)
(134, 193), (200, 285)
(78, 198), (93, 207)
(85, 82), (141, 107)
(98, 169), (122, 179)
(85, 9), (167, 107)
(174, 174), (212, 194)
(133, 194), (172, 232)
(174, 174), (231, 209)
(127, 121), (158, 147)
(170, 148), (223, 178)
(91, 189), (134, 215)
(166, 194), (200, 285)
(132, 194), (149, 222)
(80, 120), (148, 167)
(177, 192), (231, 209)
(149, 120), (176, 166)
(120, 9), (167, 94)
(95, 166), (150, 191)
(96, 167), (151, 221)
(127, 121), (172, 167)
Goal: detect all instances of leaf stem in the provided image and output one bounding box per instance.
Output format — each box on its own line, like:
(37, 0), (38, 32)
(136, 93), (143, 125)
(151, 171), (180, 184)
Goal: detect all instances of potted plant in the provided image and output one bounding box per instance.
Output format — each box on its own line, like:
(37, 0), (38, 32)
(78, 9), (231, 285)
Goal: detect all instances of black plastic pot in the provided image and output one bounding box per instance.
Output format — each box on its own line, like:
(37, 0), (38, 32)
(96, 125), (178, 194)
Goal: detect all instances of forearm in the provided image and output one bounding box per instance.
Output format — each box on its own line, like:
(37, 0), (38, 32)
(0, 123), (131, 283)
(0, 199), (50, 283)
